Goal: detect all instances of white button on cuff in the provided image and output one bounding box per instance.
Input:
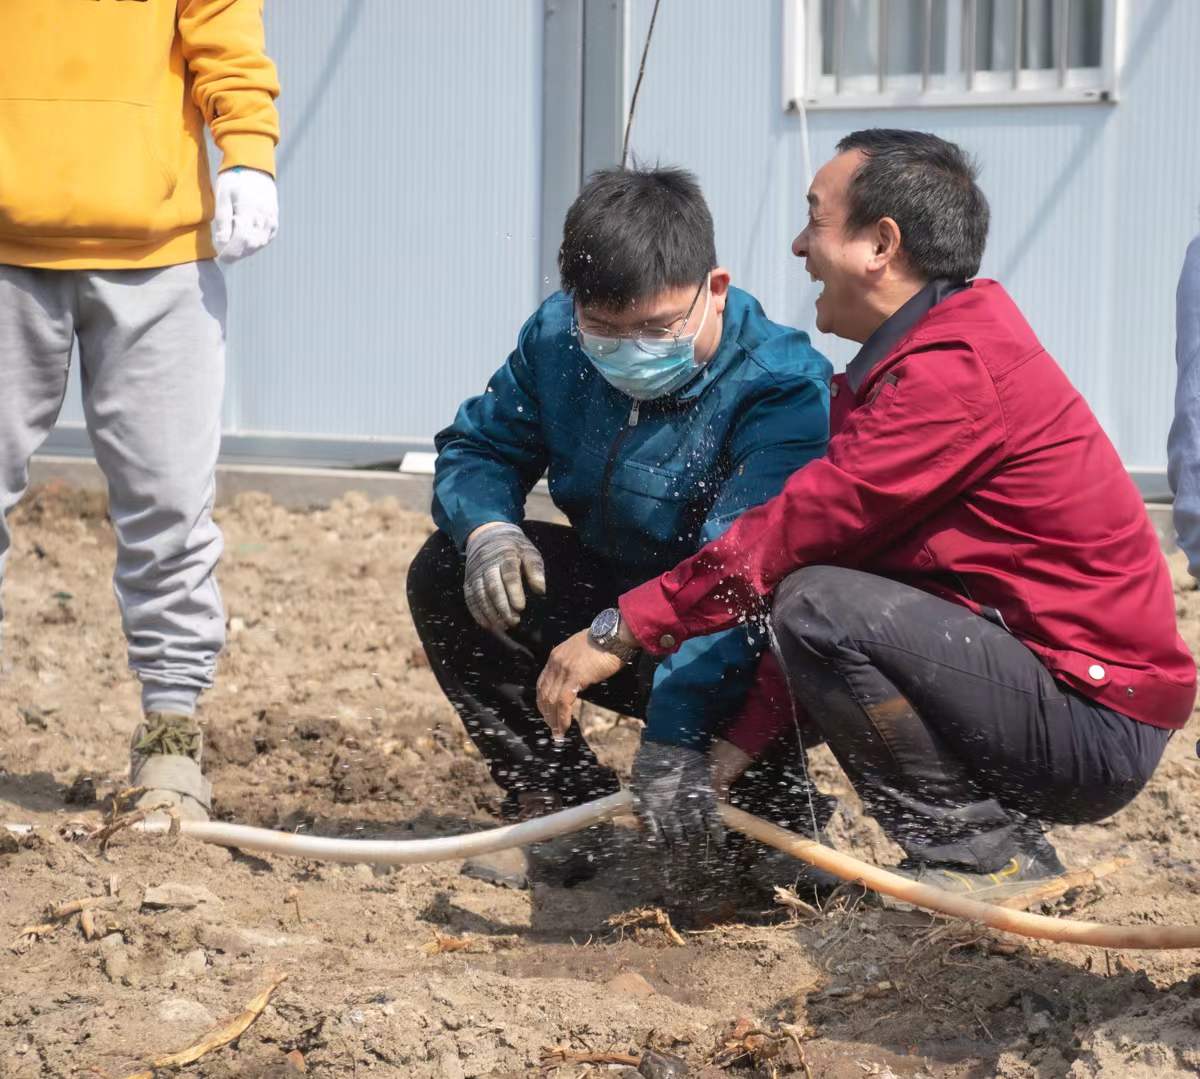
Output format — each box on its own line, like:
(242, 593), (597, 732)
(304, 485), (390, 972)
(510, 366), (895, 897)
(1088, 664), (1106, 681)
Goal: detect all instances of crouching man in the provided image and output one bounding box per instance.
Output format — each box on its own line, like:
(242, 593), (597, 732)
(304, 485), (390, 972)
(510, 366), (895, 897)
(407, 166), (831, 886)
(540, 132), (1196, 900)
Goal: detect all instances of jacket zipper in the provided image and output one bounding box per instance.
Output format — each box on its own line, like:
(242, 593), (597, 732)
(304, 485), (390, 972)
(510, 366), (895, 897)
(599, 400), (640, 539)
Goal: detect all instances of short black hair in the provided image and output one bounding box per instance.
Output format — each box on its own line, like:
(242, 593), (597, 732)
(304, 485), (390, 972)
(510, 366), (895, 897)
(558, 166), (716, 309)
(836, 129), (989, 281)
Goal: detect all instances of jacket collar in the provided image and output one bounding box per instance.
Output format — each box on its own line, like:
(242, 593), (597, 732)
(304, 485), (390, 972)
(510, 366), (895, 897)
(845, 278), (966, 394)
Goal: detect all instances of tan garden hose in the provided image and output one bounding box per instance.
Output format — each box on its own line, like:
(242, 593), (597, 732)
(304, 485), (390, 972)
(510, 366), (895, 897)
(127, 790), (1200, 950)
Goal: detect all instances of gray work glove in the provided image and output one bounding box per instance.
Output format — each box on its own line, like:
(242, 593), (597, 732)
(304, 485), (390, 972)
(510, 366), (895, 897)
(463, 522), (546, 634)
(631, 740), (725, 855)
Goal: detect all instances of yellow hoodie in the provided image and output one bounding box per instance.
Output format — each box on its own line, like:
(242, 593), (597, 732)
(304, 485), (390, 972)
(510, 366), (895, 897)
(0, 0), (280, 269)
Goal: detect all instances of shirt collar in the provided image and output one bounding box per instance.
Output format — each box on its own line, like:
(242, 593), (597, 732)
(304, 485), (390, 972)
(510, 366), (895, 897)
(845, 278), (967, 394)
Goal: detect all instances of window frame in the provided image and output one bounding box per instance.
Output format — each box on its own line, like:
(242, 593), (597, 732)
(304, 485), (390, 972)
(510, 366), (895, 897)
(782, 0), (1124, 111)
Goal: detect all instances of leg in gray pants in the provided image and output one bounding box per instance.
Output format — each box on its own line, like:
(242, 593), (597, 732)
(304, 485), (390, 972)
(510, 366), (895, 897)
(0, 261), (227, 718)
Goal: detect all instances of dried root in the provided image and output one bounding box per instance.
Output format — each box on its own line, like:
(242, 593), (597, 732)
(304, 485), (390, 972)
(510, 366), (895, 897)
(604, 906), (686, 947)
(539, 1046), (641, 1070)
(11, 894), (121, 951)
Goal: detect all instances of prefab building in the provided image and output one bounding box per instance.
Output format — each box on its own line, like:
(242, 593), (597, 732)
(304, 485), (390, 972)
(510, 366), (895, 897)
(43, 0), (1200, 498)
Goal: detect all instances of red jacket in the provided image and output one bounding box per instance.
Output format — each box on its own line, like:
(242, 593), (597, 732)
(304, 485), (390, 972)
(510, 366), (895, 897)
(619, 280), (1196, 748)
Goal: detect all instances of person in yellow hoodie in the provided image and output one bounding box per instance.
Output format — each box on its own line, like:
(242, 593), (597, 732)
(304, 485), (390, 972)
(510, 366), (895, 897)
(0, 1), (281, 820)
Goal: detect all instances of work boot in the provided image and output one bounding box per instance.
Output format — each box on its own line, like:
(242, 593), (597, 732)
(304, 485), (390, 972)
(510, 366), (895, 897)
(894, 832), (1066, 901)
(460, 791), (613, 890)
(129, 712), (212, 822)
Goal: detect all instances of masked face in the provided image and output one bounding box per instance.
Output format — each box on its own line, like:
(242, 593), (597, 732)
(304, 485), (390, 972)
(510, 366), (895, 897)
(576, 277), (711, 401)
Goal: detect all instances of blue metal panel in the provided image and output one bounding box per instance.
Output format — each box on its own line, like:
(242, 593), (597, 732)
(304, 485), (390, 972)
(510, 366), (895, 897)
(220, 0), (543, 447)
(624, 0), (1198, 473)
(53, 0), (545, 455)
(48, 0), (1199, 477)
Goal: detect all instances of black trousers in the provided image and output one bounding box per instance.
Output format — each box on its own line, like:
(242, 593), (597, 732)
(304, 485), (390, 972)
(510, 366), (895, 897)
(407, 522), (827, 828)
(770, 566), (1172, 872)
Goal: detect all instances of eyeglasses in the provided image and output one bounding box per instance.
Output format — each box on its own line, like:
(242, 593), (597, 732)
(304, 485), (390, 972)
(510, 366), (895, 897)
(573, 276), (708, 357)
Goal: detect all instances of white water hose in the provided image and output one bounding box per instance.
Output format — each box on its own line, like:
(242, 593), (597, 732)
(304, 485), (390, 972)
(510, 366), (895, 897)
(131, 790), (1200, 950)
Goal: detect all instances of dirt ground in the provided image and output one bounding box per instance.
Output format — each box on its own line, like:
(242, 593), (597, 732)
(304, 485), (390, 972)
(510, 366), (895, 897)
(2, 484), (1200, 1079)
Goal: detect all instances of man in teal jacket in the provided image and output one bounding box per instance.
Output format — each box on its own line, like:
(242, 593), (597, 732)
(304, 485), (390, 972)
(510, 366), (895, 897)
(407, 167), (830, 884)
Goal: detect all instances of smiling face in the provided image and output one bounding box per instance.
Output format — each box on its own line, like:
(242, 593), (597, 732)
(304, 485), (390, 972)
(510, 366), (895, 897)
(791, 150), (888, 343)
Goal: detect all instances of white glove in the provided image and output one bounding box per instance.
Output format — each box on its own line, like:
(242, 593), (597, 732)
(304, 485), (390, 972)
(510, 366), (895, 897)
(213, 167), (278, 263)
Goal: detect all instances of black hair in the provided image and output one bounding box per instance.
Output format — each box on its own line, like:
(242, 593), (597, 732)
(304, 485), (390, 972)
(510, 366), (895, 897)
(836, 129), (989, 281)
(558, 166), (716, 309)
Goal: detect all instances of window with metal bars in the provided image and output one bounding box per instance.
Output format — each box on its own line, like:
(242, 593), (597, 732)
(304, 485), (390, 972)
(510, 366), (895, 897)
(783, 0), (1121, 110)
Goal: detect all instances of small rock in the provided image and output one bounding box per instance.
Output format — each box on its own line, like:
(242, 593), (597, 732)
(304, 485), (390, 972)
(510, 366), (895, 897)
(353, 864), (374, 882)
(143, 883), (222, 911)
(0, 832), (19, 855)
(638, 1048), (689, 1078)
(157, 997), (217, 1033)
(196, 924), (253, 955)
(99, 934), (133, 984)
(99, 932), (125, 954)
(606, 971), (656, 999)
(177, 948), (207, 977)
(437, 1052), (466, 1079)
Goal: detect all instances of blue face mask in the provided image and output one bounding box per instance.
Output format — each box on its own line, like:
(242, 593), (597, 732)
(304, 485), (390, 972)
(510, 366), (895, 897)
(577, 282), (711, 401)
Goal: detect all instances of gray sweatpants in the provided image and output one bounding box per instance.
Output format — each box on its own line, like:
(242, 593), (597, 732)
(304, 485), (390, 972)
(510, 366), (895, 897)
(0, 261), (227, 716)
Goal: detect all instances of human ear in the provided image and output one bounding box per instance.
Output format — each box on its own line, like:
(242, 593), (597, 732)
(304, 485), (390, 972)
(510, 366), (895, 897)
(868, 217), (903, 270)
(709, 267), (732, 313)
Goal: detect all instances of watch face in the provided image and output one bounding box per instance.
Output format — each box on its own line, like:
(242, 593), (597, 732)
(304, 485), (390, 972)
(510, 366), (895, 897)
(591, 608), (619, 641)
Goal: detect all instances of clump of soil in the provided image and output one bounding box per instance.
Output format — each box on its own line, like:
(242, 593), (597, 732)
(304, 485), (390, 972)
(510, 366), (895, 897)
(2, 483), (1199, 1077)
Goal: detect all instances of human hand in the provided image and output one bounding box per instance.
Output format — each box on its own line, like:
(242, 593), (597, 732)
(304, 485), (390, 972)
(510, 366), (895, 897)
(630, 740), (725, 853)
(535, 628), (626, 738)
(463, 522), (546, 634)
(214, 167), (278, 262)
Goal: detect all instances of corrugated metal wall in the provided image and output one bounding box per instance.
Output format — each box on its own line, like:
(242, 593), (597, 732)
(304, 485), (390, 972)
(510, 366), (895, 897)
(624, 0), (1199, 475)
(50, 1), (1196, 477)
(57, 0), (545, 456)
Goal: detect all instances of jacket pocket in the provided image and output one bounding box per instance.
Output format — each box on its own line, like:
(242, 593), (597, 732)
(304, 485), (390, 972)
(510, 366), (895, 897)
(0, 98), (176, 238)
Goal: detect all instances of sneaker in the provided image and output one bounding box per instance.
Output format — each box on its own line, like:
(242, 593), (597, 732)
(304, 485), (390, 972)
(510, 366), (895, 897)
(129, 712), (212, 823)
(895, 837), (1066, 901)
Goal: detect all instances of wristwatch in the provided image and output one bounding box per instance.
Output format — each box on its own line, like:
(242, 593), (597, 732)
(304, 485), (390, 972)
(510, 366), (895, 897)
(588, 608), (639, 662)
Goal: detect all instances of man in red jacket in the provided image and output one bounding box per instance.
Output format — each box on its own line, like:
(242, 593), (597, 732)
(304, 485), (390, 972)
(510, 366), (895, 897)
(536, 129), (1196, 899)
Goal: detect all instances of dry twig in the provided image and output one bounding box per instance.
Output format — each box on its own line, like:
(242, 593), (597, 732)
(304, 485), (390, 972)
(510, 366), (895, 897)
(604, 906), (686, 947)
(90, 809), (154, 853)
(995, 858), (1129, 910)
(120, 973), (287, 1079)
(539, 1046), (641, 1070)
(12, 893), (120, 951)
(52, 895), (119, 919)
(423, 930), (473, 955)
(774, 885), (822, 920)
(12, 922), (59, 949)
(708, 1016), (790, 1070)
